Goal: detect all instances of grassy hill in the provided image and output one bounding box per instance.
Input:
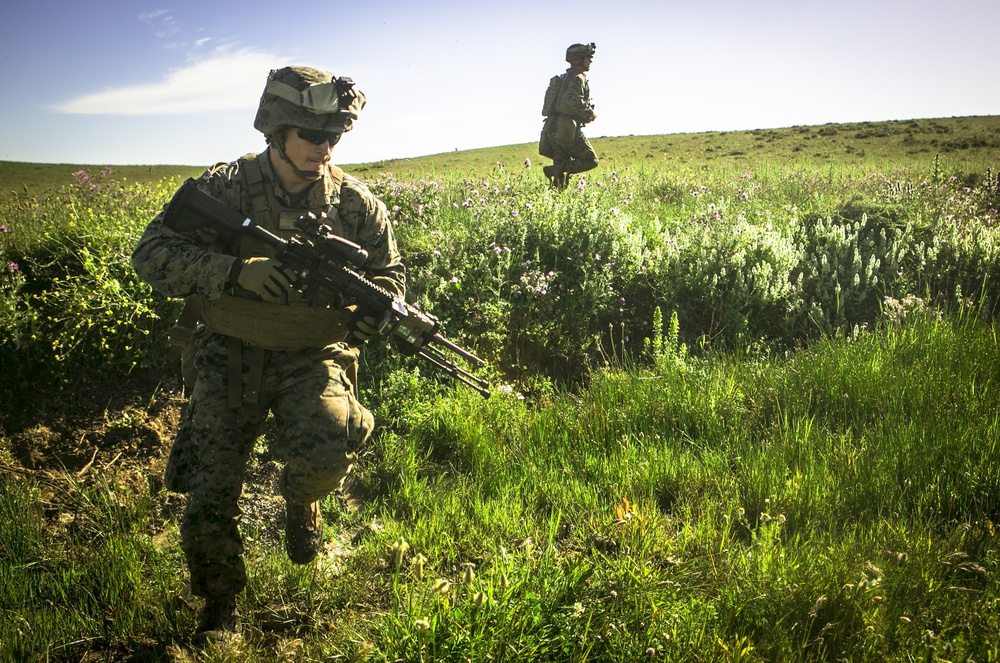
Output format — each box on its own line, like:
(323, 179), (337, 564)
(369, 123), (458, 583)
(3, 115), (998, 194)
(357, 115), (1000, 178)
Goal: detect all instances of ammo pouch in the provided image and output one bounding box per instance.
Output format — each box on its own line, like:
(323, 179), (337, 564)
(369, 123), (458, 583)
(201, 294), (351, 350)
(538, 127), (555, 158)
(553, 116), (577, 147)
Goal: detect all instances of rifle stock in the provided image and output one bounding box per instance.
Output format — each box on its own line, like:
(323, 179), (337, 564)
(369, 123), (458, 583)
(163, 178), (491, 397)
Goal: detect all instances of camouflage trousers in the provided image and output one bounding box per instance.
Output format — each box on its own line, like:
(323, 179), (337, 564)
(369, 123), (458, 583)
(167, 334), (374, 599)
(540, 117), (599, 176)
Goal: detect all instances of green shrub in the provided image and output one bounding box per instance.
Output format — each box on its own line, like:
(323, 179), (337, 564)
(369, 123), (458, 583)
(0, 169), (178, 409)
(4, 157), (1000, 401)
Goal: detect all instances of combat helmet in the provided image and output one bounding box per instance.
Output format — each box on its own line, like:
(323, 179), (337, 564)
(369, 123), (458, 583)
(254, 66), (366, 139)
(565, 42), (596, 63)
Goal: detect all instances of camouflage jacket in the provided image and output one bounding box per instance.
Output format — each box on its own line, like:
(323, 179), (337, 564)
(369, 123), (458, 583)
(556, 69), (594, 123)
(131, 149), (405, 307)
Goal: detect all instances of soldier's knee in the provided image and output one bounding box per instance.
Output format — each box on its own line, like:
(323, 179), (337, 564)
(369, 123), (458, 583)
(280, 448), (358, 502)
(353, 401), (374, 446)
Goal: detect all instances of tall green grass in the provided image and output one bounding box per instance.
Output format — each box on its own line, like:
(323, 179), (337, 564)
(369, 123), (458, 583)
(1, 313), (996, 660)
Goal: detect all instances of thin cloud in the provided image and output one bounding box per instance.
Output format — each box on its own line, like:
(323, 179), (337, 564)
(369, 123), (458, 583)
(138, 9), (171, 22)
(52, 49), (288, 115)
(138, 9), (178, 39)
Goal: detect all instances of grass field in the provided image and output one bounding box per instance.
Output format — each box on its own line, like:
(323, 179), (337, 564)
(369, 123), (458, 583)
(1, 115), (998, 661)
(3, 115), (998, 191)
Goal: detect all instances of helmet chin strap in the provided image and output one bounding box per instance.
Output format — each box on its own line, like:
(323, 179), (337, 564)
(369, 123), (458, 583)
(270, 132), (324, 183)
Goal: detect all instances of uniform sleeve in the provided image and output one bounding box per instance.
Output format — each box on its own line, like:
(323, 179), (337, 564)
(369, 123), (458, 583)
(562, 74), (593, 121)
(338, 178), (406, 298)
(130, 169), (241, 301)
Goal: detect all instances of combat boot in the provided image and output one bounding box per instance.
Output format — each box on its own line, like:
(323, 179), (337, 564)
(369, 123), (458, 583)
(194, 594), (239, 644)
(286, 500), (323, 564)
(543, 165), (565, 189)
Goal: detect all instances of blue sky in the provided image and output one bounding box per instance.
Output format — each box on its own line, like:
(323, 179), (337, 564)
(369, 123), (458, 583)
(1, 0), (997, 167)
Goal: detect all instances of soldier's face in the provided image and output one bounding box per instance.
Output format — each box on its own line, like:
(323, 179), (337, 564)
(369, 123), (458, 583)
(283, 126), (334, 176)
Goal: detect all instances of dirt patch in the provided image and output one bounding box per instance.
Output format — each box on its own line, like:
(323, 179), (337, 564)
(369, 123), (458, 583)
(0, 372), (190, 541)
(0, 369), (368, 550)
(4, 373), (178, 474)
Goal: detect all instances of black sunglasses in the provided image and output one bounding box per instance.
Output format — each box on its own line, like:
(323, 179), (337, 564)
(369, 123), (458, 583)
(296, 128), (342, 146)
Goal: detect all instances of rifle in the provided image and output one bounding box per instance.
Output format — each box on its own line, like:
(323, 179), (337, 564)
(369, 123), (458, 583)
(162, 178), (490, 398)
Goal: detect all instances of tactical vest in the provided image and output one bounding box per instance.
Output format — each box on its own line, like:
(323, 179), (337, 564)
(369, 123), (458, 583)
(200, 154), (352, 348)
(168, 154), (354, 403)
(543, 71), (591, 121)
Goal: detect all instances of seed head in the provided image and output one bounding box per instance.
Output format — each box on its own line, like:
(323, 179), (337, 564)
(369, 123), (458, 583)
(392, 537), (410, 567)
(412, 553), (427, 581)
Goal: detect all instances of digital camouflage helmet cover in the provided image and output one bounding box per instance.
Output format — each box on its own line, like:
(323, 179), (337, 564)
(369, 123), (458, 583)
(565, 42), (596, 63)
(254, 66), (367, 138)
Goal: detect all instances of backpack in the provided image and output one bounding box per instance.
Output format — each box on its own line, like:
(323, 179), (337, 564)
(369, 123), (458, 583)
(541, 74), (567, 117)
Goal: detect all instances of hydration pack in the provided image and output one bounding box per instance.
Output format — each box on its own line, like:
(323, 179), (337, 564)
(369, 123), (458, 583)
(541, 74), (567, 117)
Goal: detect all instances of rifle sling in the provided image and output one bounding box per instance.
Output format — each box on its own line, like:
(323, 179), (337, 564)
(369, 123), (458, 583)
(166, 295), (204, 362)
(228, 336), (244, 407)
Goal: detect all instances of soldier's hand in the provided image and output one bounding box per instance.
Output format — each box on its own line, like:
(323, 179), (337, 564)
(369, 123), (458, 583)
(233, 257), (296, 301)
(347, 307), (381, 345)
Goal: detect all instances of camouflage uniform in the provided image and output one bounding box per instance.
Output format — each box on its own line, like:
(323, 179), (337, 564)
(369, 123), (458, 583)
(131, 67), (404, 606)
(540, 43), (599, 187)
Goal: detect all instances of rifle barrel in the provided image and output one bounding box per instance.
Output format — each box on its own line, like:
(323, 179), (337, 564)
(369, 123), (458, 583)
(432, 333), (486, 367)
